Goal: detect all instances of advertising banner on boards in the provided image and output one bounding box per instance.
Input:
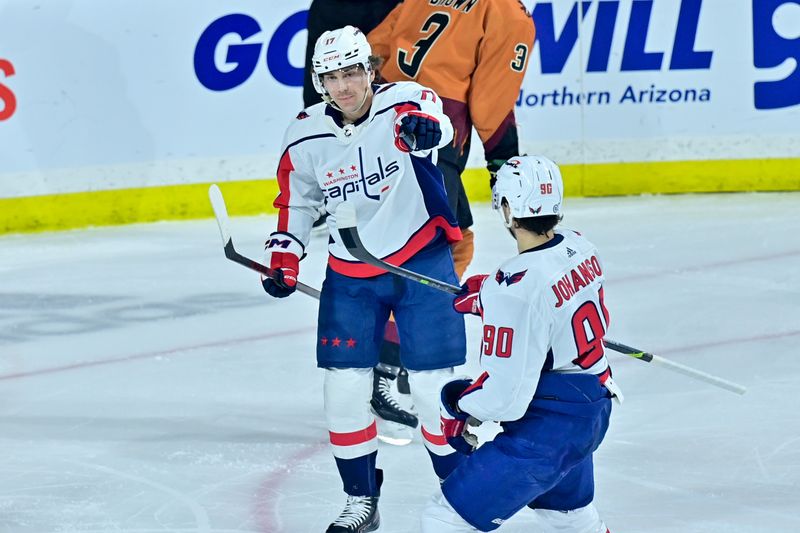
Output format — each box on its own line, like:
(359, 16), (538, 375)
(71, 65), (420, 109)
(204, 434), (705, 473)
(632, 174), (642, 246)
(0, 0), (798, 201)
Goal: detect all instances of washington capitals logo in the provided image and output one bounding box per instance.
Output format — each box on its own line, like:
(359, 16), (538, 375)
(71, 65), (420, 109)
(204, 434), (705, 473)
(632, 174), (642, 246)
(495, 269), (527, 286)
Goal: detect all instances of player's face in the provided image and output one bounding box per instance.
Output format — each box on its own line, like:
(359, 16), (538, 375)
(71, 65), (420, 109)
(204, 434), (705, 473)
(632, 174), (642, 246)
(321, 65), (373, 119)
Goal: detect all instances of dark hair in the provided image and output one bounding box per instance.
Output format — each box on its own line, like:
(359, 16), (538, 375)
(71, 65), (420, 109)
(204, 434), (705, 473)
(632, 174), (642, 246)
(320, 63), (366, 79)
(369, 55), (384, 70)
(514, 215), (561, 235)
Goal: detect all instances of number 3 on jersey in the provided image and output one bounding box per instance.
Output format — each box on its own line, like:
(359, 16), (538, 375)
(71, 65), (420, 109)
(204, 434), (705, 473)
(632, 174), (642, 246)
(398, 13), (530, 79)
(483, 325), (514, 358)
(398, 13), (450, 78)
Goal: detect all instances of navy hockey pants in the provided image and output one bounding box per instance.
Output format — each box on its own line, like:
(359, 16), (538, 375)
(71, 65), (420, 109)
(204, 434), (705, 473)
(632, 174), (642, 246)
(316, 238), (466, 370)
(441, 372), (612, 531)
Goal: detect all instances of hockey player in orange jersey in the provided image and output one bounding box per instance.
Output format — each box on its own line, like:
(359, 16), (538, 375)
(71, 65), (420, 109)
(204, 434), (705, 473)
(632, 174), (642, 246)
(368, 0), (536, 279)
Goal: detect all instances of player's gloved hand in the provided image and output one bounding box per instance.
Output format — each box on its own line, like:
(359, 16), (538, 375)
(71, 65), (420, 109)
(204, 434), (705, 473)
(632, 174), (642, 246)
(487, 159), (508, 189)
(394, 112), (442, 152)
(453, 274), (488, 315)
(261, 232), (303, 299)
(440, 379), (481, 455)
(262, 267), (297, 298)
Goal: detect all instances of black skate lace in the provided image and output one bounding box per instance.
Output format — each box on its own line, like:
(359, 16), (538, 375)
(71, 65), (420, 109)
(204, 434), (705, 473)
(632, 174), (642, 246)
(377, 377), (403, 409)
(332, 496), (371, 527)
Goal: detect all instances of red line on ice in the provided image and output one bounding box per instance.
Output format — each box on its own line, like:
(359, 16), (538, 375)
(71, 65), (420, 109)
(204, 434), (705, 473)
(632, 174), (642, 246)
(658, 329), (800, 356)
(613, 249), (800, 284)
(252, 442), (328, 533)
(0, 326), (316, 381)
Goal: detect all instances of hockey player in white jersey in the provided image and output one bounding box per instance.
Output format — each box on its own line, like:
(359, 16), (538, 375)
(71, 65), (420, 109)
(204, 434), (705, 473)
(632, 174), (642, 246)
(261, 26), (468, 532)
(421, 156), (617, 532)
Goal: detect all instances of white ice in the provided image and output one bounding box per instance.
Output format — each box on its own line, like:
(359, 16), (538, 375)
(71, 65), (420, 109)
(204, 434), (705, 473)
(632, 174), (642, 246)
(1, 193), (799, 533)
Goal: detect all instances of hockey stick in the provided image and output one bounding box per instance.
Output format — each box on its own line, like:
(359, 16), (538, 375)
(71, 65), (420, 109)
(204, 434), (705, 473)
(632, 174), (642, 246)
(208, 188), (417, 445)
(208, 184), (321, 299)
(334, 201), (747, 395)
(601, 340), (745, 395)
(336, 202), (461, 294)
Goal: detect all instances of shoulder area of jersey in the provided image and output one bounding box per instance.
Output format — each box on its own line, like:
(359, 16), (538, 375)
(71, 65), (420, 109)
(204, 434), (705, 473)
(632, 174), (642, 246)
(283, 103), (327, 139)
(558, 228), (595, 249)
(294, 101), (327, 121)
(488, 254), (535, 291)
(498, 0), (533, 17)
(490, 0), (535, 27)
(374, 80), (435, 102)
(514, 0), (533, 17)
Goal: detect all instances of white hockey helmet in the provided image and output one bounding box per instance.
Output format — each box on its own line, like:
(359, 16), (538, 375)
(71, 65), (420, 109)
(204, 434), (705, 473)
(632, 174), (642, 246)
(311, 25), (372, 97)
(492, 156), (564, 225)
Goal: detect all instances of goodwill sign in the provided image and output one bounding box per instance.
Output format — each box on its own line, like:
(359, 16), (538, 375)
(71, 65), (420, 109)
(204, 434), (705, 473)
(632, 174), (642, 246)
(192, 0), (800, 164)
(0, 0), (798, 198)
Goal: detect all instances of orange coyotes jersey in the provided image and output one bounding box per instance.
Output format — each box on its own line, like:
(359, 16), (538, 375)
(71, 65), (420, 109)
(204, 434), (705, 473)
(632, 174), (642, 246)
(368, 0), (535, 148)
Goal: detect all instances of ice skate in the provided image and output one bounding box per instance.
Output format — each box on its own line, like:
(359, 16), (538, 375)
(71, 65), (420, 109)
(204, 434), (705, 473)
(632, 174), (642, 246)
(326, 495), (380, 533)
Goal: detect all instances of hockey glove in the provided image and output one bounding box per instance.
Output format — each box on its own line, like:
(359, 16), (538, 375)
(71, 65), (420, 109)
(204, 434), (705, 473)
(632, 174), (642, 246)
(440, 379), (481, 455)
(453, 274), (488, 316)
(487, 158), (509, 189)
(261, 232), (303, 299)
(394, 112), (442, 152)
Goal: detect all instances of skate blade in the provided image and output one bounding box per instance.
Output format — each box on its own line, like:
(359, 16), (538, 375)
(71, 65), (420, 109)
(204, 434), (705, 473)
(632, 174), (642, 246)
(376, 419), (413, 446)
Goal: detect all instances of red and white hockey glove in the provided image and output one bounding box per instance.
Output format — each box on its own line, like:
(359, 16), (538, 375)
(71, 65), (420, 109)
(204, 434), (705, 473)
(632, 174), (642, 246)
(452, 274), (488, 315)
(394, 111), (442, 152)
(440, 379), (481, 455)
(262, 232), (303, 299)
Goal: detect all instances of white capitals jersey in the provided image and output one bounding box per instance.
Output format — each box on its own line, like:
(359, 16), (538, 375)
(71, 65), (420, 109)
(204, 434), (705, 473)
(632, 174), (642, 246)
(458, 230), (612, 423)
(273, 81), (461, 278)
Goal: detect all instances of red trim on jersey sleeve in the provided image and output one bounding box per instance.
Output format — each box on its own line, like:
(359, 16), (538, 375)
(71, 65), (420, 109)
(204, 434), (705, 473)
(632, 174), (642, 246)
(421, 425), (448, 446)
(596, 367), (611, 385)
(327, 216), (462, 278)
(393, 103), (419, 117)
(329, 421), (378, 446)
(461, 372), (489, 398)
(273, 151), (294, 232)
(393, 105), (434, 152)
(403, 110), (440, 124)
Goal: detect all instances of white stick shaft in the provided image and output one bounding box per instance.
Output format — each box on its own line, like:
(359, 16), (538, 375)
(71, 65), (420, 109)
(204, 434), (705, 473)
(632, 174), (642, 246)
(208, 184), (231, 245)
(650, 354), (747, 395)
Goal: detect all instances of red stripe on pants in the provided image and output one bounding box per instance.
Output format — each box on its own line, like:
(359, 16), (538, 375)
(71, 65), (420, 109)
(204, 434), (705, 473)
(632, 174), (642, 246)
(422, 425), (448, 446)
(329, 421), (378, 446)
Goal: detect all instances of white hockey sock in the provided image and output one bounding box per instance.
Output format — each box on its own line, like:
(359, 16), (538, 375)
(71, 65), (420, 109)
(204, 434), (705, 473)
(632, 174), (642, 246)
(535, 503), (607, 533)
(408, 368), (455, 455)
(420, 492), (476, 533)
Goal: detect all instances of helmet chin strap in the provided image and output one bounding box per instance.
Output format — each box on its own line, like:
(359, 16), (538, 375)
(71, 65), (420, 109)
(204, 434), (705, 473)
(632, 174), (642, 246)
(498, 201), (518, 239)
(321, 93), (336, 109)
(352, 86), (370, 115)
(499, 202), (514, 229)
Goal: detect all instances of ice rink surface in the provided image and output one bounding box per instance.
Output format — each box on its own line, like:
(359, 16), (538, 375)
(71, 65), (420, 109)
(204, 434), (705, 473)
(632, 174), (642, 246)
(1, 193), (799, 533)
